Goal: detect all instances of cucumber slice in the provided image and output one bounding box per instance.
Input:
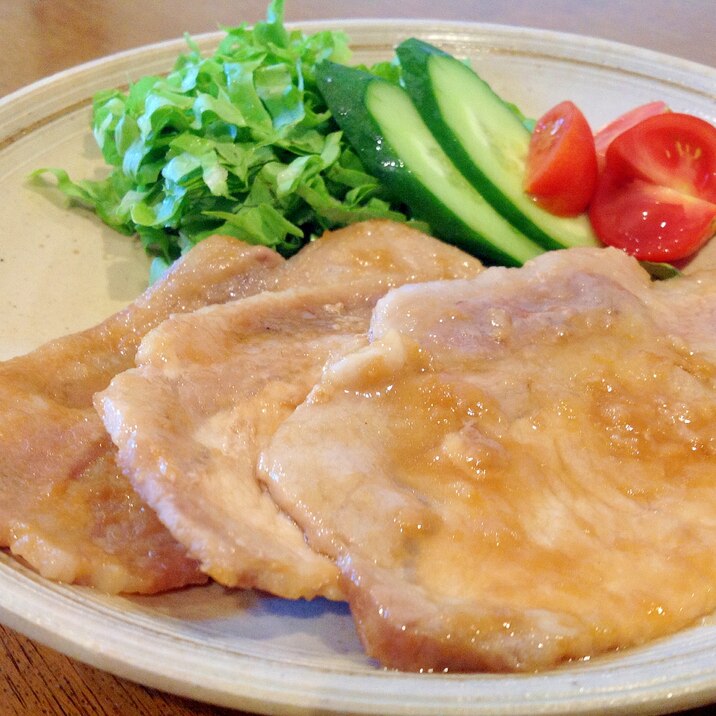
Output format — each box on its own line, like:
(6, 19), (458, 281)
(397, 38), (598, 251)
(316, 61), (543, 266)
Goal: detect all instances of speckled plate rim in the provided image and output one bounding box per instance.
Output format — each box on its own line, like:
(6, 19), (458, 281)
(1, 19), (714, 143)
(1, 19), (716, 716)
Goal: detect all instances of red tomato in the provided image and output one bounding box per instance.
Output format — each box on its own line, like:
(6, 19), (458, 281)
(605, 112), (716, 203)
(589, 112), (716, 261)
(589, 172), (716, 261)
(593, 101), (669, 170)
(524, 100), (598, 216)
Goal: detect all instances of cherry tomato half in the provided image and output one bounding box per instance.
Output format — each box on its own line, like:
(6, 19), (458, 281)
(524, 100), (598, 216)
(589, 112), (716, 262)
(593, 101), (669, 170)
(589, 172), (716, 261)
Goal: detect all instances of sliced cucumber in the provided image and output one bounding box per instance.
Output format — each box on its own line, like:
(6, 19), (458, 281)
(397, 38), (598, 251)
(316, 61), (543, 266)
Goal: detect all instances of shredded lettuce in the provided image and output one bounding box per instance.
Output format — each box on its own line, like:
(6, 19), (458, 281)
(32, 0), (416, 278)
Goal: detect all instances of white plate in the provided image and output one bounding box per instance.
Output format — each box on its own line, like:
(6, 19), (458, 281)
(1, 20), (716, 716)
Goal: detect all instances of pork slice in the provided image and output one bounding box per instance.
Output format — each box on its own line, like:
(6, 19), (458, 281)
(0, 236), (284, 593)
(270, 219), (481, 291)
(261, 247), (716, 671)
(96, 221), (483, 600)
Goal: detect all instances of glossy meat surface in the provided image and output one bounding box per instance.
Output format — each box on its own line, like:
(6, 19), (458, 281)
(262, 248), (716, 671)
(0, 236), (283, 593)
(97, 221), (483, 600)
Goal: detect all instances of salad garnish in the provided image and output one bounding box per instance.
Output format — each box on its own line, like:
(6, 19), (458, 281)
(31, 0), (716, 276)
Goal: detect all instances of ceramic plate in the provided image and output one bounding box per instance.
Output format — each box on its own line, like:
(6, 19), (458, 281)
(1, 20), (716, 715)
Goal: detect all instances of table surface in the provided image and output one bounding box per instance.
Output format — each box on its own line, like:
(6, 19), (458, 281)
(1, 2), (714, 715)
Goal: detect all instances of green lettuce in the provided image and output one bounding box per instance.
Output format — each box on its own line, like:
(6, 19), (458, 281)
(32, 0), (414, 279)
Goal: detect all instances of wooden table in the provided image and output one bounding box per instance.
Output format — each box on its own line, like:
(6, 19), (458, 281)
(0, 2), (714, 714)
